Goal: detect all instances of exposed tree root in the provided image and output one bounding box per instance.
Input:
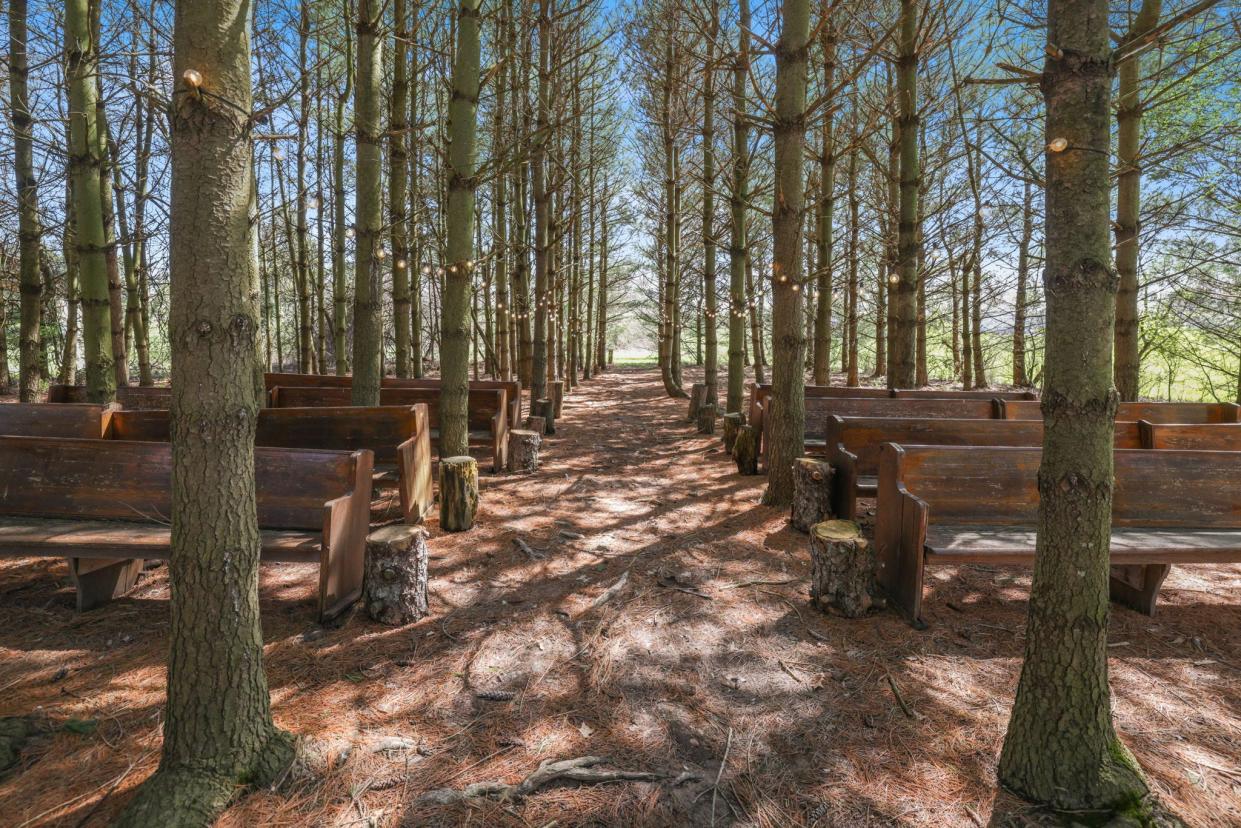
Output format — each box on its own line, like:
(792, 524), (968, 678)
(420, 755), (662, 805)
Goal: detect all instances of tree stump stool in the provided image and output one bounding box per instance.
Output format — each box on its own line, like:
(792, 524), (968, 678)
(722, 412), (745, 453)
(551, 381), (565, 418)
(809, 520), (880, 618)
(792, 457), (834, 532)
(533, 399), (555, 435)
(732, 424), (759, 475)
(696, 403), (717, 436)
(523, 415), (546, 436)
(507, 429), (542, 473)
(439, 456), (479, 532)
(687, 383), (707, 421)
(364, 525), (430, 626)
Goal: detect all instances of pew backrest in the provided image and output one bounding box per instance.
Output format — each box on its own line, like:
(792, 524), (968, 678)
(0, 403), (114, 439)
(1002, 399), (1241, 423)
(1140, 422), (1241, 451)
(264, 373), (521, 423)
(47, 384), (172, 410)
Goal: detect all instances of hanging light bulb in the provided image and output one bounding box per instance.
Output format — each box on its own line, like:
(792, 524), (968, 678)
(888, 273), (899, 285)
(423, 265), (432, 275)
(308, 196), (320, 211)
(1047, 137), (1069, 153)
(345, 226), (355, 239)
(182, 68), (203, 89)
(396, 259), (407, 270)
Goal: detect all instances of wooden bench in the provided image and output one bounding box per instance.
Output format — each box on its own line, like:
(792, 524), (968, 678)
(0, 403), (116, 438)
(760, 396), (1000, 469)
(263, 373), (522, 426)
(1001, 399), (1241, 423)
(0, 436), (373, 621)
(825, 416), (1144, 520)
(746, 382), (1034, 431)
(1139, 421), (1241, 450)
(47, 384), (172, 410)
(875, 443), (1241, 626)
(270, 385), (509, 472)
(107, 406), (433, 524)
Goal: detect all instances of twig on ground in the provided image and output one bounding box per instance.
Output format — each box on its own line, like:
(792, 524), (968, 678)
(886, 673), (920, 720)
(657, 577), (711, 600)
(514, 537), (544, 560)
(419, 755), (661, 805)
(723, 578), (797, 590)
(711, 727), (733, 827)
(588, 572), (629, 612)
(777, 660), (804, 684)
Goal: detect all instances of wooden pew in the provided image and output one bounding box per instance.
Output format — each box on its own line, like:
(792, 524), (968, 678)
(108, 406), (433, 524)
(270, 385), (509, 472)
(1001, 399), (1241, 423)
(47, 384), (172, 410)
(0, 436), (372, 621)
(760, 396), (1000, 469)
(1140, 422), (1241, 450)
(875, 444), (1241, 626)
(263, 372), (522, 425)
(0, 403), (116, 438)
(826, 416), (1143, 520)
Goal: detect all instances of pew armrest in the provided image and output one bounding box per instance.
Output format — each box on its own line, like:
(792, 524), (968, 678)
(319, 450), (374, 621)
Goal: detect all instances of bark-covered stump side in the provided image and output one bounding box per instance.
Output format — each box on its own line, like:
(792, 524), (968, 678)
(696, 403), (718, 435)
(792, 457), (834, 532)
(722, 411), (745, 453)
(687, 383), (707, 421)
(364, 525), (430, 626)
(733, 424), (759, 475)
(533, 399), (556, 435)
(507, 428), (542, 473)
(439, 456), (479, 532)
(809, 520), (881, 618)
(551, 380), (565, 418)
(523, 415), (546, 435)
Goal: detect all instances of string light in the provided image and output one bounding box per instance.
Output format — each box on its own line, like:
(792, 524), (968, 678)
(396, 259), (406, 269)
(182, 69), (203, 89)
(422, 265), (432, 275)
(308, 196), (320, 211)
(888, 273), (899, 285)
(273, 148), (285, 161)
(345, 227), (355, 239)
(1047, 137), (1069, 153)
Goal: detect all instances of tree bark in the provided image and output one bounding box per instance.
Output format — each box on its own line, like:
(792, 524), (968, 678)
(732, 423), (759, 475)
(364, 526), (429, 626)
(726, 0), (751, 415)
(117, 2), (294, 821)
(352, 0), (384, 404)
(391, 0), (412, 378)
(812, 19), (836, 387)
(8, 0), (43, 402)
(440, 456), (479, 532)
(791, 457), (833, 533)
(809, 520), (876, 618)
(761, 0), (810, 507)
(506, 428), (542, 473)
(998, 0), (1151, 813)
(888, 0), (919, 389)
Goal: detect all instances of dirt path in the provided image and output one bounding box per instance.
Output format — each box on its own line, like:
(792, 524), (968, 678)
(1, 368), (1239, 826)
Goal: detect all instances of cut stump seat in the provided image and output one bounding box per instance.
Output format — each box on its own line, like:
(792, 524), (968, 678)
(0, 436), (373, 621)
(876, 443), (1241, 627)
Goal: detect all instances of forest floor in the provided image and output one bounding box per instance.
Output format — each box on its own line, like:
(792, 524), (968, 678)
(1, 367), (1240, 827)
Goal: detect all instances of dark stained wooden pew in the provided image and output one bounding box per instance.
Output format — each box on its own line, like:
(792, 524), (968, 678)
(1139, 422), (1241, 450)
(875, 444), (1241, 626)
(270, 385), (509, 472)
(107, 406), (433, 524)
(47, 384), (172, 410)
(1001, 399), (1240, 423)
(0, 403), (116, 438)
(825, 416), (1143, 520)
(0, 436), (373, 621)
(263, 372), (522, 426)
(760, 396), (1000, 469)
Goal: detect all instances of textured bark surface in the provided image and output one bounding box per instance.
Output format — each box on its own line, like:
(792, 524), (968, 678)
(440, 456), (479, 533)
(117, 2), (294, 822)
(791, 457), (833, 533)
(888, 0), (919, 389)
(533, 398), (555, 435)
(809, 520), (877, 618)
(998, 0), (1151, 814)
(390, 0), (411, 378)
(507, 428), (542, 473)
(761, 0), (810, 507)
(523, 415), (547, 435)
(812, 22), (836, 387)
(733, 424), (759, 476)
(696, 403), (717, 436)
(721, 411), (744, 453)
(9, 0), (43, 402)
(352, 0), (383, 405)
(364, 525), (429, 626)
(687, 383), (707, 422)
(440, 0), (482, 458)
(725, 0), (750, 416)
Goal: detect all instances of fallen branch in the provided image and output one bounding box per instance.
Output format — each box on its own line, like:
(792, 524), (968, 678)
(419, 755), (661, 805)
(588, 572), (629, 612)
(886, 673), (920, 720)
(514, 537), (544, 560)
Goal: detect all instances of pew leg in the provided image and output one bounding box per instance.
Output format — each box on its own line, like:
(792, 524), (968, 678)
(70, 557), (144, 611)
(1109, 563), (1171, 616)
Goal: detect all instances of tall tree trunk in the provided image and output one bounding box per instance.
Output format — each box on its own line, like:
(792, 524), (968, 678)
(441, 0), (482, 457)
(352, 0), (384, 404)
(530, 0), (553, 403)
(888, 0), (918, 388)
(333, 0), (353, 376)
(812, 19), (836, 387)
(762, 0), (810, 506)
(845, 132), (859, 387)
(726, 0), (751, 413)
(1114, 0), (1162, 401)
(494, 4), (512, 381)
(659, 37), (686, 399)
(702, 0), (720, 408)
(1014, 180), (1033, 386)
(60, 175), (79, 385)
(998, 0), (1150, 813)
(295, 3), (313, 373)
(9, 0), (43, 401)
(745, 248), (764, 385)
(596, 178), (609, 371)
(116, 1), (294, 821)
(391, 0), (412, 377)
(66, 0), (114, 402)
